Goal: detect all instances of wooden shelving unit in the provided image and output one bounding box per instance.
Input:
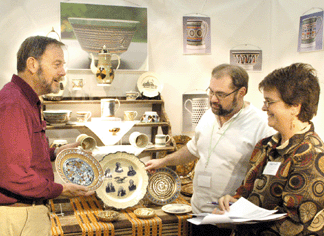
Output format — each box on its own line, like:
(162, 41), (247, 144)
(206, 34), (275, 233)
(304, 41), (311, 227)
(43, 97), (176, 156)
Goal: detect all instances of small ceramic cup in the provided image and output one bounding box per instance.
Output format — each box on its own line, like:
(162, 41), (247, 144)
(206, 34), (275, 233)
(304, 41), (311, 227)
(76, 134), (97, 151)
(129, 132), (149, 148)
(155, 134), (171, 147)
(140, 111), (160, 123)
(124, 111), (138, 121)
(76, 111), (91, 123)
(71, 78), (84, 90)
(126, 91), (140, 100)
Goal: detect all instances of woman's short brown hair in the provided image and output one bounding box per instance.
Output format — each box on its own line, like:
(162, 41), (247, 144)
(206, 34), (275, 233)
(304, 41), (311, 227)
(259, 63), (320, 122)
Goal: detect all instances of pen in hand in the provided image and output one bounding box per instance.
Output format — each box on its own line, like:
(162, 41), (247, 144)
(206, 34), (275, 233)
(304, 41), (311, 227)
(208, 201), (233, 206)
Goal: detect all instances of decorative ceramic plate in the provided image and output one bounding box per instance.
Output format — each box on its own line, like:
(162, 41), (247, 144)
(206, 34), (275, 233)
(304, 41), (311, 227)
(134, 208), (156, 219)
(55, 148), (104, 191)
(162, 204), (192, 214)
(181, 183), (193, 197)
(146, 167), (181, 205)
(96, 152), (148, 209)
(137, 72), (163, 97)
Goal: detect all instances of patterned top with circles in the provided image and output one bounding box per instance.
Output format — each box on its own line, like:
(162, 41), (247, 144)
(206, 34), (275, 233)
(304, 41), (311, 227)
(233, 122), (324, 236)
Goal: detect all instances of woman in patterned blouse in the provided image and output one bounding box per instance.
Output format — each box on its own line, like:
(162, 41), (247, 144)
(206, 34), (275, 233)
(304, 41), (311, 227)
(214, 63), (324, 235)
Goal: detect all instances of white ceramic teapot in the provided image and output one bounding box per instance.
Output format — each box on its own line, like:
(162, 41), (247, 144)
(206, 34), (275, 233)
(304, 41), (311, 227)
(90, 45), (121, 85)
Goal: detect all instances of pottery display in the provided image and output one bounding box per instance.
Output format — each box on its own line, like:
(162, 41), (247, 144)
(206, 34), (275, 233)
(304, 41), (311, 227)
(101, 98), (120, 117)
(43, 110), (72, 126)
(126, 91), (140, 100)
(68, 17), (140, 56)
(90, 45), (121, 85)
(76, 111), (91, 123)
(140, 111), (160, 123)
(124, 111), (138, 121)
(186, 19), (208, 49)
(184, 98), (208, 127)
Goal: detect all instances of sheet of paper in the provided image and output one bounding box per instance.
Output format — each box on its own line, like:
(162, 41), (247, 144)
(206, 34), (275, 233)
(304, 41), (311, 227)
(188, 214), (233, 225)
(187, 197), (286, 225)
(227, 197), (277, 219)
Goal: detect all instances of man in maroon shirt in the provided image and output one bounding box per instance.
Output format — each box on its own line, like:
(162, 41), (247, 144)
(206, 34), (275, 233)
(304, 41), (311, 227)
(0, 36), (93, 235)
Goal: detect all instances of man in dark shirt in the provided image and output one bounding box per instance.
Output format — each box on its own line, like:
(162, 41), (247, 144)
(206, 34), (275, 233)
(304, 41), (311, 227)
(0, 36), (93, 235)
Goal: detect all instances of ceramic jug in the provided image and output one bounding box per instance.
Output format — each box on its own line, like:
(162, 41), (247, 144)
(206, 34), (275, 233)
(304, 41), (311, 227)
(101, 99), (121, 117)
(90, 45), (121, 85)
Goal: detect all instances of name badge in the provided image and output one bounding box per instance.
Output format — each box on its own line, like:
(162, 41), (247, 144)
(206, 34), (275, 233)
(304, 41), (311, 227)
(197, 171), (212, 188)
(263, 161), (281, 176)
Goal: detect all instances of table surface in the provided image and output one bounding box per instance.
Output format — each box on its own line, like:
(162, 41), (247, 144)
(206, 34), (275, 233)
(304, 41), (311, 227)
(50, 194), (192, 236)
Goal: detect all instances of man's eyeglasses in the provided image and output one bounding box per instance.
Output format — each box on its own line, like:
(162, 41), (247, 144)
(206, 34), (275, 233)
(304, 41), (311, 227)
(206, 87), (240, 100)
(263, 100), (280, 108)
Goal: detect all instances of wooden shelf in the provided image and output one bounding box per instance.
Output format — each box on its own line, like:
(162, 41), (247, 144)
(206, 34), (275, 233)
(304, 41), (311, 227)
(46, 122), (170, 130)
(142, 145), (175, 153)
(43, 97), (176, 156)
(43, 97), (164, 105)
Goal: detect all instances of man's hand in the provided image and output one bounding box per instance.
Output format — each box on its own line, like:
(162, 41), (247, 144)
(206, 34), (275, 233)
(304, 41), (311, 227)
(60, 183), (94, 198)
(145, 158), (165, 173)
(55, 142), (80, 156)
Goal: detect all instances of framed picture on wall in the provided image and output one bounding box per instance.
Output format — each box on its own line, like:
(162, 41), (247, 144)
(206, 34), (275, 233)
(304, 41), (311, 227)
(60, 2), (148, 71)
(297, 11), (323, 52)
(182, 90), (209, 135)
(183, 16), (211, 55)
(230, 50), (262, 72)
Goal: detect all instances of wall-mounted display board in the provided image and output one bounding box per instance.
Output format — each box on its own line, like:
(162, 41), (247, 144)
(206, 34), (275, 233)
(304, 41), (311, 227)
(298, 10), (323, 52)
(183, 15), (211, 55)
(60, 2), (148, 71)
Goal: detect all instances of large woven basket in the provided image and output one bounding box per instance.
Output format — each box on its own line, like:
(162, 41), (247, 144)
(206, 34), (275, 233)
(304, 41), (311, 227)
(68, 17), (139, 55)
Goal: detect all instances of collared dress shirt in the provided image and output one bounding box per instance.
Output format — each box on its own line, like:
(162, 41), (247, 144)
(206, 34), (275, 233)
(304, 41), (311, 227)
(187, 103), (275, 214)
(0, 75), (63, 204)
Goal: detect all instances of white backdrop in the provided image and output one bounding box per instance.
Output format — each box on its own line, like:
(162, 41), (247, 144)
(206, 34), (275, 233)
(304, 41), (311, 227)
(1, 0), (324, 137)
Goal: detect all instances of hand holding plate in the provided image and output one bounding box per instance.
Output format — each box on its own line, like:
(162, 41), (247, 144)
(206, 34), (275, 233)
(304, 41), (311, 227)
(55, 142), (80, 156)
(60, 183), (95, 198)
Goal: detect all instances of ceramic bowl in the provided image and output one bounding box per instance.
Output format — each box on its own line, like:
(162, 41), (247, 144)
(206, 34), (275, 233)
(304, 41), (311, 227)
(68, 17), (140, 56)
(134, 208), (156, 219)
(97, 210), (119, 222)
(43, 110), (72, 126)
(109, 127), (121, 136)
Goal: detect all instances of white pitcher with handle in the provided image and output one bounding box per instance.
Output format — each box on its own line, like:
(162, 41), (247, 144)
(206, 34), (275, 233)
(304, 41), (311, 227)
(184, 98), (209, 126)
(101, 99), (121, 117)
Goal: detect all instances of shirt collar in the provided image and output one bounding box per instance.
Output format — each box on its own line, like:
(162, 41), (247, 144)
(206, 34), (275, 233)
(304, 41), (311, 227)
(11, 74), (41, 107)
(266, 122), (314, 156)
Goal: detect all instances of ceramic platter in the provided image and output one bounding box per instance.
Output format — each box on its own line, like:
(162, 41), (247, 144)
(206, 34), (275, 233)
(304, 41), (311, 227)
(162, 204), (192, 214)
(55, 148), (104, 191)
(137, 72), (163, 97)
(146, 167), (181, 205)
(96, 152), (148, 209)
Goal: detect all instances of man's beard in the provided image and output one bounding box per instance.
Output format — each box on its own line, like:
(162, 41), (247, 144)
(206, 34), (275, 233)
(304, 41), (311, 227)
(210, 96), (238, 116)
(36, 66), (60, 95)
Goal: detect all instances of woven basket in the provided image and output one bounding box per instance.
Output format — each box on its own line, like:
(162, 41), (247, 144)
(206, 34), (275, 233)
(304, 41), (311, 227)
(69, 17), (139, 55)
